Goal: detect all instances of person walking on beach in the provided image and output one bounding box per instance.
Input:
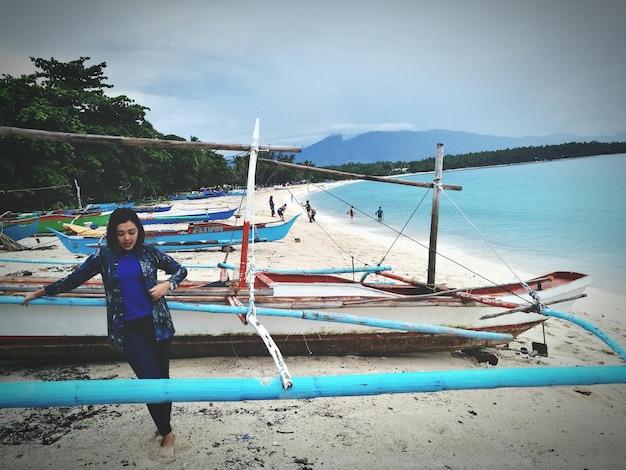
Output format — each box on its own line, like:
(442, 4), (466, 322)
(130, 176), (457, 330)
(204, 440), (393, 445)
(309, 207), (316, 223)
(277, 203), (287, 221)
(375, 206), (384, 222)
(347, 206), (354, 220)
(20, 208), (187, 460)
(269, 195), (275, 217)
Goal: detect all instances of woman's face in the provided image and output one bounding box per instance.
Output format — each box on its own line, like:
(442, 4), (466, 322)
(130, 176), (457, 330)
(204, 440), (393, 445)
(116, 220), (139, 251)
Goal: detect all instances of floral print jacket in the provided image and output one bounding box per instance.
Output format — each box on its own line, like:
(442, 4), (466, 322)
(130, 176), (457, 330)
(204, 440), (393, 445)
(44, 244), (187, 352)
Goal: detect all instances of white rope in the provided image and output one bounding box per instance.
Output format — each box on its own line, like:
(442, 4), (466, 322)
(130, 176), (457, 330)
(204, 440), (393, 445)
(439, 188), (542, 302)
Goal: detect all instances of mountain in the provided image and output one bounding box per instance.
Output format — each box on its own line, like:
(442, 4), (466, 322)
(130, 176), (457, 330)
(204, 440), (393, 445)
(295, 129), (623, 167)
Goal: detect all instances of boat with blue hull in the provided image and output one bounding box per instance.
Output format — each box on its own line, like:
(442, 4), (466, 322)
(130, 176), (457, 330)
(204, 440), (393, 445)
(50, 214), (300, 254)
(0, 214), (40, 241)
(137, 206), (236, 225)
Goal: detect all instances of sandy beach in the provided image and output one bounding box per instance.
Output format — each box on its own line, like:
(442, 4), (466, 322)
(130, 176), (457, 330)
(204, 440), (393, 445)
(1, 185), (625, 469)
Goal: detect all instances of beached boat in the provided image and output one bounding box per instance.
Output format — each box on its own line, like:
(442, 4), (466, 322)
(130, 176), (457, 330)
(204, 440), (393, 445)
(51, 215), (300, 254)
(0, 213), (40, 242)
(132, 203), (172, 213)
(187, 189), (226, 199)
(136, 206), (237, 225)
(169, 189), (226, 200)
(0, 269), (589, 360)
(0, 121), (591, 362)
(37, 210), (112, 234)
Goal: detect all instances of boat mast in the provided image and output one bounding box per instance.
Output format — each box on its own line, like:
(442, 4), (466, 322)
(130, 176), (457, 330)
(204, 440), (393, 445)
(427, 143), (444, 288)
(237, 119), (260, 288)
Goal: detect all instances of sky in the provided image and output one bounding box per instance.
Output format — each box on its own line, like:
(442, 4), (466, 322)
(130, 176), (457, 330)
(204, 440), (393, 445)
(1, 0), (625, 150)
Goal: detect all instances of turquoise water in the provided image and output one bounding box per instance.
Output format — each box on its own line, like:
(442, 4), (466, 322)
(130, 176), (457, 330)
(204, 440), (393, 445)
(306, 153), (626, 295)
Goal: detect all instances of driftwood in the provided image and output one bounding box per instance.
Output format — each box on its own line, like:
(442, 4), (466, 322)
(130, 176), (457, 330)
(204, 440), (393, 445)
(0, 233), (27, 251)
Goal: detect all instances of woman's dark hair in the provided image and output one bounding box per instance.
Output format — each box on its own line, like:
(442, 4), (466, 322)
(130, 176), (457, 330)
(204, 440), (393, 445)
(106, 208), (145, 251)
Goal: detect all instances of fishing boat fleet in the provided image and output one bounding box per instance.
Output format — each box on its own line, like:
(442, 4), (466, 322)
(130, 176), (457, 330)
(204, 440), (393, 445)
(1, 194), (238, 238)
(0, 122), (597, 365)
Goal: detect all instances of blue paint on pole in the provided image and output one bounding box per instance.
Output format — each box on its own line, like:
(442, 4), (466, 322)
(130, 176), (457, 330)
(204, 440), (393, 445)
(1, 366), (625, 408)
(0, 296), (514, 341)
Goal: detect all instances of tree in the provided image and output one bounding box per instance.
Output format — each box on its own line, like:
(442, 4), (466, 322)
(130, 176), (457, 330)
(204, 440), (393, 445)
(0, 57), (235, 211)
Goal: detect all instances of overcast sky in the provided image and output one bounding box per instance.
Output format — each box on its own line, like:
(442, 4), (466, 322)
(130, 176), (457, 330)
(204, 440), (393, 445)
(1, 0), (625, 149)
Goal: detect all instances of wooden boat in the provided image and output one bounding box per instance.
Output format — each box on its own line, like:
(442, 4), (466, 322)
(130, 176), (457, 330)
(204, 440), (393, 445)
(136, 206), (236, 225)
(37, 210), (112, 234)
(168, 189), (226, 200)
(186, 189), (226, 199)
(0, 213), (40, 242)
(0, 122), (591, 362)
(132, 203), (172, 213)
(52, 215), (300, 254)
(0, 269), (589, 361)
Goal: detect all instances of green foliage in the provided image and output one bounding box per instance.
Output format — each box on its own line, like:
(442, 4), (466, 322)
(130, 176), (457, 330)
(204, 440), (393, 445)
(1, 57), (236, 211)
(325, 142), (626, 177)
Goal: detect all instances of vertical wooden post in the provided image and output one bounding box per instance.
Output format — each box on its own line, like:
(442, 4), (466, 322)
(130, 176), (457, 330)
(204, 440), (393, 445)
(427, 143), (444, 288)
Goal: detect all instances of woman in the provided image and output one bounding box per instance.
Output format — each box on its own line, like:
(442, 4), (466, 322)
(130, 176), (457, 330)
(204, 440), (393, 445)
(21, 208), (187, 459)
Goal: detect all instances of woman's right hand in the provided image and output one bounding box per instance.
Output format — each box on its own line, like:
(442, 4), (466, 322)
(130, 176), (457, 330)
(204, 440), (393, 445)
(20, 288), (45, 306)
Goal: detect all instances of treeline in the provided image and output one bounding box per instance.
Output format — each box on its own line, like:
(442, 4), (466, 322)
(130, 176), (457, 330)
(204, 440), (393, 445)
(0, 57), (241, 211)
(324, 141), (626, 176)
(0, 57), (313, 211)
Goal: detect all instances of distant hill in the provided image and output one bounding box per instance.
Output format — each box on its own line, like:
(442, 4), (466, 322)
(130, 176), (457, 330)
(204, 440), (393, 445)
(296, 129), (625, 167)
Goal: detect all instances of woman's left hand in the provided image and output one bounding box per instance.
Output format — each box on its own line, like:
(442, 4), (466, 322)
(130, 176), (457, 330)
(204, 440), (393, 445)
(149, 281), (171, 300)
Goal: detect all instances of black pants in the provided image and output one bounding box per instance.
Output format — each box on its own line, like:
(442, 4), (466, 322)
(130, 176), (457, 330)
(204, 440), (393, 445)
(123, 315), (172, 436)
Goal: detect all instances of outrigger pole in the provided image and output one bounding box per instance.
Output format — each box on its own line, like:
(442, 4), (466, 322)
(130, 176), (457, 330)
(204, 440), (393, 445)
(0, 295), (515, 341)
(2, 365), (626, 409)
(0, 126), (301, 153)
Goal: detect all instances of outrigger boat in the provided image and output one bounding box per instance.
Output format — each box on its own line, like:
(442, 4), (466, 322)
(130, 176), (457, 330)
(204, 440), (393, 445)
(0, 212), (40, 242)
(0, 121), (591, 363)
(1, 121), (624, 408)
(0, 269), (589, 361)
(136, 206), (237, 225)
(49, 215), (300, 254)
(36, 210), (112, 234)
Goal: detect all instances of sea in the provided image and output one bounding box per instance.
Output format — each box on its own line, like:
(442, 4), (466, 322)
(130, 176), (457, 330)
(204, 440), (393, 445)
(305, 153), (626, 296)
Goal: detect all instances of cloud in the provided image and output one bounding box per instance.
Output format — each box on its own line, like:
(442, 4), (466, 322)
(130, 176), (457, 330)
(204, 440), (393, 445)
(1, 0), (625, 148)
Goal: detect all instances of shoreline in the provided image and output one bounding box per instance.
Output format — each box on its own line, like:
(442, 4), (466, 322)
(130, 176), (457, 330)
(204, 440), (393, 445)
(1, 185), (625, 468)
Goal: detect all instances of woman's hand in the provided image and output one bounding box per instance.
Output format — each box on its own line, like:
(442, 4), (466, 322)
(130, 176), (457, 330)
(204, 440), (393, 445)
(149, 281), (172, 300)
(20, 287), (45, 306)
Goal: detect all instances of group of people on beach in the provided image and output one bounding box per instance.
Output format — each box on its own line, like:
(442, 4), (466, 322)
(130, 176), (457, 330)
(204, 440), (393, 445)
(268, 196), (316, 223)
(304, 200), (316, 222)
(269, 196), (288, 220)
(270, 195), (384, 224)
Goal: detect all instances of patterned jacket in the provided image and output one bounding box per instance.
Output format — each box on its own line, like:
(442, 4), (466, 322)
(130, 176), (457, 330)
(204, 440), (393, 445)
(44, 244), (187, 352)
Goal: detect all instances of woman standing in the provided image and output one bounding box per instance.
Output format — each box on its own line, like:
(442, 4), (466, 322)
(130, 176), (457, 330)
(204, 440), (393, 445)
(21, 208), (187, 459)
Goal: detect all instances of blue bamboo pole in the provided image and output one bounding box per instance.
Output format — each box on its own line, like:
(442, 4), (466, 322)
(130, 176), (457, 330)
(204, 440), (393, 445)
(255, 266), (392, 275)
(1, 365), (625, 408)
(542, 307), (626, 361)
(0, 257), (390, 274)
(0, 257), (82, 265)
(0, 295), (513, 341)
(0, 257), (222, 269)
